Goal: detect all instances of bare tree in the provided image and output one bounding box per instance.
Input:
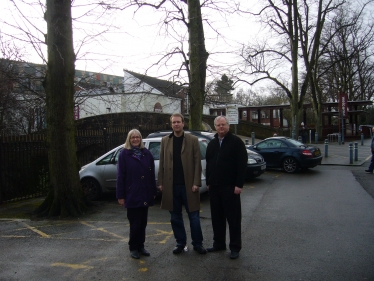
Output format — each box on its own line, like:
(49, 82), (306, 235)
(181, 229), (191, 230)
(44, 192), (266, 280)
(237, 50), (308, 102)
(238, 0), (346, 136)
(34, 0), (87, 217)
(0, 38), (47, 135)
(317, 2), (374, 102)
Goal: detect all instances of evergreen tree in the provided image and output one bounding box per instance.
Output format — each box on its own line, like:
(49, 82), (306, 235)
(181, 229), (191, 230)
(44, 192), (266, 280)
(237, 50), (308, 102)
(214, 74), (234, 102)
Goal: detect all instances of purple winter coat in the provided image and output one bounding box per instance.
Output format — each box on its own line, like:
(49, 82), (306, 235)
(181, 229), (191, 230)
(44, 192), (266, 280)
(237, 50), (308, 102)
(116, 147), (157, 208)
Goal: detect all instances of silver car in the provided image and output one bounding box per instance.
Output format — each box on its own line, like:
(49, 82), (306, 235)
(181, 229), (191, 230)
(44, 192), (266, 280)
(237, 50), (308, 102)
(79, 136), (209, 200)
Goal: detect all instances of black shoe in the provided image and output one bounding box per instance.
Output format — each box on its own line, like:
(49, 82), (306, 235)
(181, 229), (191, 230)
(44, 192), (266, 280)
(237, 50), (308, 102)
(230, 251), (239, 259)
(193, 246), (207, 254)
(139, 248), (150, 256)
(206, 246), (226, 252)
(130, 250), (140, 259)
(365, 170), (373, 173)
(173, 245), (185, 254)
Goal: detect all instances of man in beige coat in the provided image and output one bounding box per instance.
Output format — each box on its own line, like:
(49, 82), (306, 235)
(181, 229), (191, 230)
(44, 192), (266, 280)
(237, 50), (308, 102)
(158, 113), (206, 255)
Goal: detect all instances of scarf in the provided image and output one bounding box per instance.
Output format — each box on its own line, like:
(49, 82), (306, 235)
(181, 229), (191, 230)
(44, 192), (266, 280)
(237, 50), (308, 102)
(131, 146), (142, 159)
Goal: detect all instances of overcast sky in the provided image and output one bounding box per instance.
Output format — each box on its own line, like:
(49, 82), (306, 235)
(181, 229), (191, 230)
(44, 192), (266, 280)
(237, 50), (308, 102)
(1, 0), (259, 90)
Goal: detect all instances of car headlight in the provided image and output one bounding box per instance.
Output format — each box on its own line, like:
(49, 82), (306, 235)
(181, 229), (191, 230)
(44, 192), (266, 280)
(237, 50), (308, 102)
(80, 164), (88, 172)
(247, 158), (257, 164)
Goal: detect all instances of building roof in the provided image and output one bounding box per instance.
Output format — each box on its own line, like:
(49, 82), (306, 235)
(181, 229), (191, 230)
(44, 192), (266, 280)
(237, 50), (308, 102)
(125, 70), (185, 97)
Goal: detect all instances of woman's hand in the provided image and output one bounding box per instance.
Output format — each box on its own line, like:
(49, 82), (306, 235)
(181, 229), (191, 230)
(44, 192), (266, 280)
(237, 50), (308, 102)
(118, 199), (125, 206)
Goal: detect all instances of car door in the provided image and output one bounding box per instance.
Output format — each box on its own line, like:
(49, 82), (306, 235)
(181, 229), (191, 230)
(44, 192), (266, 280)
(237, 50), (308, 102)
(255, 140), (275, 166)
(256, 139), (286, 167)
(146, 140), (161, 181)
(102, 147), (123, 190)
(269, 140), (288, 167)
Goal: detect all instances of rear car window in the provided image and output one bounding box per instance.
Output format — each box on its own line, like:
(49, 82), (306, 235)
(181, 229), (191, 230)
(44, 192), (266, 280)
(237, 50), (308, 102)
(148, 142), (161, 160)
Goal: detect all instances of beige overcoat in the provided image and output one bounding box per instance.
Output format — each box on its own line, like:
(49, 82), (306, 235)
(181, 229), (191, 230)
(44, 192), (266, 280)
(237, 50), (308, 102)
(158, 133), (202, 212)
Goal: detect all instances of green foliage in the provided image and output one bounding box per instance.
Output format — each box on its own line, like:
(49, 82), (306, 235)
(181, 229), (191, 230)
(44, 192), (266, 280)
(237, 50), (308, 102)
(214, 74), (234, 96)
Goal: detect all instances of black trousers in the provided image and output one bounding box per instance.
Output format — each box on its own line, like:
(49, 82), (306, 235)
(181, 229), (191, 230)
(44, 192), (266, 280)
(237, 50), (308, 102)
(209, 185), (242, 252)
(127, 207), (149, 251)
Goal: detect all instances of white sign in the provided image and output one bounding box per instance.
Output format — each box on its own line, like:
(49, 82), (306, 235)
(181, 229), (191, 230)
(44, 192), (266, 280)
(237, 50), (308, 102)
(226, 107), (238, 124)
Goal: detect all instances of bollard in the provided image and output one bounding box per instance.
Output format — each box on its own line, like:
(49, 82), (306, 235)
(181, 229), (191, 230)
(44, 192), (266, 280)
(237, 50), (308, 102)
(361, 133), (364, 145)
(298, 136), (302, 142)
(354, 142), (358, 161)
(338, 133), (342, 145)
(245, 139), (249, 145)
(315, 132), (318, 144)
(349, 142), (353, 164)
(324, 139), (328, 157)
(251, 132), (255, 145)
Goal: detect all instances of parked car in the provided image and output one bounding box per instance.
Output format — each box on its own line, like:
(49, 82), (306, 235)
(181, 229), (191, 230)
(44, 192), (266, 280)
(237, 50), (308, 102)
(246, 137), (322, 173)
(146, 130), (215, 140)
(79, 136), (209, 201)
(147, 130), (266, 179)
(246, 149), (266, 178)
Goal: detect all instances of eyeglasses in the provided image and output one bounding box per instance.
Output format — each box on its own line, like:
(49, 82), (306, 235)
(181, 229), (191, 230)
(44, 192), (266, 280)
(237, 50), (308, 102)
(215, 123), (228, 127)
(130, 136), (141, 139)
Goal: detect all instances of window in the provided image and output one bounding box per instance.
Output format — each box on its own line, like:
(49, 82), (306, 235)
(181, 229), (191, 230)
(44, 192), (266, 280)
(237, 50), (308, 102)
(199, 140), (208, 159)
(148, 142), (161, 160)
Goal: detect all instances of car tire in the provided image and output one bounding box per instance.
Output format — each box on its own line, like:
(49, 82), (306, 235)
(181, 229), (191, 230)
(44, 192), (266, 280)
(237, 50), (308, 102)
(282, 157), (299, 173)
(81, 178), (102, 201)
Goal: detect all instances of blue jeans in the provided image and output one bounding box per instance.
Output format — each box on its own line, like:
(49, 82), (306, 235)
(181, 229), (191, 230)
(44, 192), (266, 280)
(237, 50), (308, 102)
(169, 184), (204, 247)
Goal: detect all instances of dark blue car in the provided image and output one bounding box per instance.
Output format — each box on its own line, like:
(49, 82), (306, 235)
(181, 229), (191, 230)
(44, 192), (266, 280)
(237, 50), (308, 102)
(246, 137), (322, 173)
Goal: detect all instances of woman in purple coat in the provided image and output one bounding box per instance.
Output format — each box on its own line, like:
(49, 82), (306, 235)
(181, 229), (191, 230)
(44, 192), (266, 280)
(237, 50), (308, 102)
(116, 129), (157, 259)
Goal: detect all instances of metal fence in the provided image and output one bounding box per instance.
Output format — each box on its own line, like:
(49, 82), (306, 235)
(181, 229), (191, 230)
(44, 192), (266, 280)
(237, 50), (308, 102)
(0, 127), (155, 203)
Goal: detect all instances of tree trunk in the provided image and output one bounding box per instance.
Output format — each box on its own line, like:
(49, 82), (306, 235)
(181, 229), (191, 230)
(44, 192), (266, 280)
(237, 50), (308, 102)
(188, 0), (208, 130)
(35, 0), (87, 217)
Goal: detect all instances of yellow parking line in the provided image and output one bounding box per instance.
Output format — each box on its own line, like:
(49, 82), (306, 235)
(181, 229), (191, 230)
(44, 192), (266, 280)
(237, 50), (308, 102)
(146, 229), (173, 244)
(21, 222), (50, 238)
(51, 262), (93, 270)
(80, 221), (127, 240)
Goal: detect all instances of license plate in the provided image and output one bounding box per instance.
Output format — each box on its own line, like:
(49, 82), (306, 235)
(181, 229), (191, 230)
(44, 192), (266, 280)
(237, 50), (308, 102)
(261, 165), (266, 170)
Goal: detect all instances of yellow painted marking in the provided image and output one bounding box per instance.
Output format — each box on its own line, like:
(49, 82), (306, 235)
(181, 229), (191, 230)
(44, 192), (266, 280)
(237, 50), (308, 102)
(147, 229), (173, 244)
(249, 186), (255, 188)
(21, 222), (50, 238)
(139, 268), (148, 272)
(51, 262), (93, 270)
(80, 221), (126, 240)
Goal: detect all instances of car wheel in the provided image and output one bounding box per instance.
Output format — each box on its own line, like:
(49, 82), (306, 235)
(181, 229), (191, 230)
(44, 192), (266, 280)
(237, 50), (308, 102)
(282, 157), (299, 173)
(81, 178), (102, 201)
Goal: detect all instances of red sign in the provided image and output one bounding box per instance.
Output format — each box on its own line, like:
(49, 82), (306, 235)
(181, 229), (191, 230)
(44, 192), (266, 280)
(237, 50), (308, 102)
(339, 93), (348, 118)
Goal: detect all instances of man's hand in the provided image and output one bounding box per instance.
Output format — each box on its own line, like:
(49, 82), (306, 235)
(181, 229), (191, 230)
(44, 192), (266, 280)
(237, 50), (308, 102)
(192, 185), (199, 192)
(118, 199), (125, 206)
(234, 187), (242, 195)
(158, 185), (163, 192)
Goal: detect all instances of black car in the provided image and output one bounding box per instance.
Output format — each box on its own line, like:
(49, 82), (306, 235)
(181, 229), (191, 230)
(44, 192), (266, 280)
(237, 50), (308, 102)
(246, 137), (322, 173)
(246, 149), (266, 179)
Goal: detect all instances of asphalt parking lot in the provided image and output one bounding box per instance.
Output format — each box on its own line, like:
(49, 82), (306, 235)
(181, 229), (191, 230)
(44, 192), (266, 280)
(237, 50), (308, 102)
(1, 138), (374, 281)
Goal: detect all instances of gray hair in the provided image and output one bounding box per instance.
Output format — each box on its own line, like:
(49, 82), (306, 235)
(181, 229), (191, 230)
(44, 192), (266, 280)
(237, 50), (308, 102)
(214, 115), (230, 126)
(124, 129), (145, 149)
